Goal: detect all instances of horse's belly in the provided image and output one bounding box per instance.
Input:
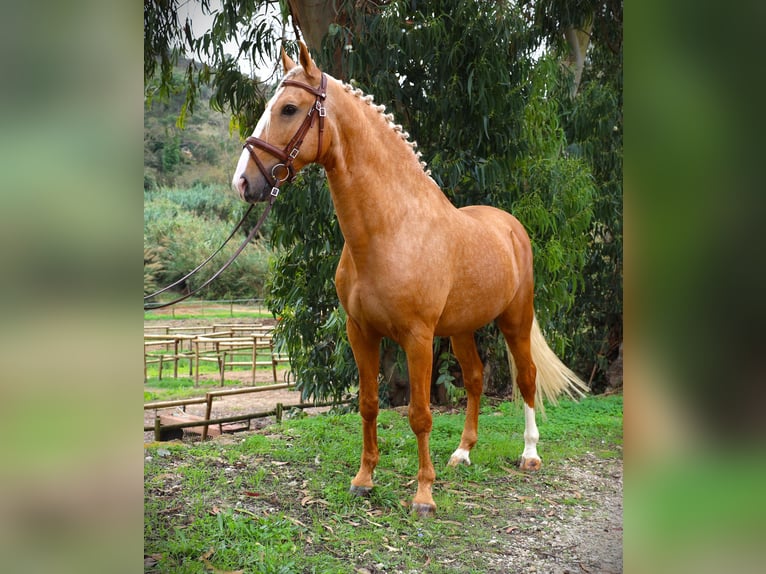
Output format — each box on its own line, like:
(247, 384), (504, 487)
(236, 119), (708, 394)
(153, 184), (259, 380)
(432, 254), (518, 334)
(342, 278), (511, 339)
(434, 289), (511, 336)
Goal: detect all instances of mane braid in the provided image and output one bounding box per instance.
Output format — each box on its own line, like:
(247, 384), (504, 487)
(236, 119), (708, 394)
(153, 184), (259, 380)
(341, 80), (432, 176)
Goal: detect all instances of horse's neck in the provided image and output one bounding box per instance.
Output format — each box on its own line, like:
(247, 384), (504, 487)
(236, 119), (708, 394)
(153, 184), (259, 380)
(322, 81), (453, 248)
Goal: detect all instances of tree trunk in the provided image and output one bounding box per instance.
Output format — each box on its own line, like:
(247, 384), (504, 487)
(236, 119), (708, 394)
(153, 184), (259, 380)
(287, 0), (339, 51)
(287, 0), (380, 78)
(563, 22), (592, 98)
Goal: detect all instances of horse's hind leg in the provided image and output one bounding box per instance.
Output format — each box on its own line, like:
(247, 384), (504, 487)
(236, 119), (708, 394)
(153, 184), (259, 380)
(447, 332), (484, 467)
(347, 318), (382, 495)
(497, 309), (541, 472)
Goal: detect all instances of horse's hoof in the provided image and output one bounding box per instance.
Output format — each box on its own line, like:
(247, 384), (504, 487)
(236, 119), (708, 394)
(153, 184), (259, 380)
(412, 502), (436, 518)
(519, 456), (542, 472)
(349, 484), (373, 497)
(447, 448), (471, 467)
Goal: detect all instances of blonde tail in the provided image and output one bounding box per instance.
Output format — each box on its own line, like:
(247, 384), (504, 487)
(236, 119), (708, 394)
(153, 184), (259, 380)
(507, 315), (589, 416)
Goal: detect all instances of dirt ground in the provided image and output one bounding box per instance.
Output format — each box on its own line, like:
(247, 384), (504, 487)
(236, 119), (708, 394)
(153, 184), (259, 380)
(143, 367), (334, 443)
(143, 381), (322, 442)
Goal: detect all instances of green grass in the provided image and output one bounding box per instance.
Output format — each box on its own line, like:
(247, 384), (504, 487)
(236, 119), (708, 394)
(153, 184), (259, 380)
(145, 395), (622, 573)
(144, 376), (211, 403)
(144, 370), (291, 403)
(143, 299), (274, 321)
(144, 309), (274, 321)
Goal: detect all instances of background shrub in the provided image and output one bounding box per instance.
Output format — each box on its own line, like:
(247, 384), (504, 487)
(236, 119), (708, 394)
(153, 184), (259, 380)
(144, 185), (273, 300)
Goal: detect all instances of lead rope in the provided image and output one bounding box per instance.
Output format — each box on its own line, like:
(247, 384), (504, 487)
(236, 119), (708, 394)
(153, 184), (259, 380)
(143, 203), (255, 302)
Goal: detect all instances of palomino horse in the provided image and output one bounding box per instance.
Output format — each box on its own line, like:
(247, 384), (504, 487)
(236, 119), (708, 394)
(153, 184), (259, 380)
(232, 42), (588, 516)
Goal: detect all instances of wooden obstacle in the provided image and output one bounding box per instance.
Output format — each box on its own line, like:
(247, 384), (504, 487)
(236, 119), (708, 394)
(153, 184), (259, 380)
(143, 323), (290, 386)
(157, 410), (222, 440)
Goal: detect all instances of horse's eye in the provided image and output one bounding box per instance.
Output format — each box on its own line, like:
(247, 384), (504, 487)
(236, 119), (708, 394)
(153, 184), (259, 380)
(281, 104), (298, 116)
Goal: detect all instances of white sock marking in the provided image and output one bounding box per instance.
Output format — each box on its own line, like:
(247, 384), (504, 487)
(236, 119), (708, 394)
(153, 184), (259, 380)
(521, 404), (540, 462)
(449, 447), (471, 465)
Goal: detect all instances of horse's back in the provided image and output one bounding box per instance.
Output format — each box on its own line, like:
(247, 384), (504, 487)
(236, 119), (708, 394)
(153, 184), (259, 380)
(454, 204), (532, 268)
(458, 204), (529, 241)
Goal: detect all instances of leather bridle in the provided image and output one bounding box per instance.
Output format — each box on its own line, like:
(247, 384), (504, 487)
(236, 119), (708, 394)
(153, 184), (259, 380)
(243, 73), (328, 198)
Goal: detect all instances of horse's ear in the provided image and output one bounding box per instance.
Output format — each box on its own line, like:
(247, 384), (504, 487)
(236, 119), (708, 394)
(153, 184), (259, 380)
(297, 40), (319, 80)
(281, 46), (296, 73)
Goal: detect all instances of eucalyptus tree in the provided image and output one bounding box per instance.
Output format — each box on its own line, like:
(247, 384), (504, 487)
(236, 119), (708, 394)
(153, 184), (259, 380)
(144, 0), (622, 400)
(527, 0), (623, 389)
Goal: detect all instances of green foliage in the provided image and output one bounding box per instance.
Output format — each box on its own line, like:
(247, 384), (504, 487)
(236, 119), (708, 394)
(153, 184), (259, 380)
(144, 1), (284, 139)
(144, 61), (244, 189)
(143, 240), (164, 296)
(555, 7), (623, 389)
(161, 132), (181, 173)
(434, 347), (464, 405)
(558, 83), (622, 386)
(144, 186), (272, 300)
(508, 57), (595, 349)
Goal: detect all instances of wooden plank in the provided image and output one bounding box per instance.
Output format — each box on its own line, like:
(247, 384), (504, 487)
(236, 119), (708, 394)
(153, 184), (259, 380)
(144, 339), (175, 347)
(158, 412), (221, 438)
(144, 396), (209, 409)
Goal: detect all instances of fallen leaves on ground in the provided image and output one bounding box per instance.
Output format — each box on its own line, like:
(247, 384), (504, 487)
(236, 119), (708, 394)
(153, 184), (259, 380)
(199, 548), (244, 574)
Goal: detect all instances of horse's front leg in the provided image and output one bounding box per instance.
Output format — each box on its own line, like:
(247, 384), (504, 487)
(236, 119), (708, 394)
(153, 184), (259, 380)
(347, 318), (382, 495)
(402, 330), (436, 517)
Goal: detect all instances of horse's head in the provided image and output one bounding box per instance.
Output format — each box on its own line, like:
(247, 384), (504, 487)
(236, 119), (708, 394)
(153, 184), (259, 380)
(232, 42), (328, 203)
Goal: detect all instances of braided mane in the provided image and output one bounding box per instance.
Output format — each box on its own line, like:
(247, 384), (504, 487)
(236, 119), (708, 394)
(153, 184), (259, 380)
(340, 81), (432, 177)
(279, 67), (432, 177)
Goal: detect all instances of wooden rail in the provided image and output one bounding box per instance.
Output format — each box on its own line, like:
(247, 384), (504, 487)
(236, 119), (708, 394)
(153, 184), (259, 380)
(144, 323), (290, 386)
(144, 392), (354, 442)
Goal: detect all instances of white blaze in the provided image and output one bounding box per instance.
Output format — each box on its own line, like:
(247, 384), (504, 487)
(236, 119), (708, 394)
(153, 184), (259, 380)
(231, 87), (283, 193)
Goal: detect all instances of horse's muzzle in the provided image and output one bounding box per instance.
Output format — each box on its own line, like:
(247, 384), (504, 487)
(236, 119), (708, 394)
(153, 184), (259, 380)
(236, 174), (271, 204)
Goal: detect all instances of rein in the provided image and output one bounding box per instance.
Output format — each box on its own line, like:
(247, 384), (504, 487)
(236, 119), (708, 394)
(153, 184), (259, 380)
(144, 73), (328, 311)
(143, 203), (254, 303)
(143, 199), (273, 310)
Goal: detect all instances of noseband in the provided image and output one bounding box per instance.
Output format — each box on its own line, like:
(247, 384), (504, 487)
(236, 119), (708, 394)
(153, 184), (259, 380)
(243, 73), (328, 198)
